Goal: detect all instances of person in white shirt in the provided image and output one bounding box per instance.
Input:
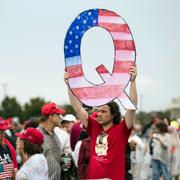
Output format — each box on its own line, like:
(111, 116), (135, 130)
(151, 122), (171, 180)
(129, 124), (145, 180)
(53, 114), (72, 153)
(54, 126), (71, 153)
(15, 127), (48, 180)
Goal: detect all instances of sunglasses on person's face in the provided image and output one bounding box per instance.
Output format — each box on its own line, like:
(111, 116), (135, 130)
(98, 131), (106, 144)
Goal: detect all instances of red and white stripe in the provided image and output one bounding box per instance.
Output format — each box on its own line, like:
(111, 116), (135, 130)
(98, 9), (135, 64)
(68, 73), (130, 89)
(0, 163), (14, 179)
(68, 9), (136, 109)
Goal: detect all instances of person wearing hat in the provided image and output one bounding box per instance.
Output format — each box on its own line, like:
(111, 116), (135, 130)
(61, 114), (77, 134)
(0, 118), (16, 179)
(5, 117), (23, 149)
(38, 102), (65, 180)
(15, 127), (48, 180)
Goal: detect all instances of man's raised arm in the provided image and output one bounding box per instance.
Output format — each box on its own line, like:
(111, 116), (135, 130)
(125, 66), (138, 129)
(64, 72), (88, 128)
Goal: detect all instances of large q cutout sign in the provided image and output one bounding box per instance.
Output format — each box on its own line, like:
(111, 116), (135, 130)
(64, 9), (136, 110)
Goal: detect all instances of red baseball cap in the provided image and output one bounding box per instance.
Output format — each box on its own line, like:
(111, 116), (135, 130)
(0, 117), (12, 130)
(90, 111), (98, 119)
(15, 128), (44, 145)
(41, 102), (65, 117)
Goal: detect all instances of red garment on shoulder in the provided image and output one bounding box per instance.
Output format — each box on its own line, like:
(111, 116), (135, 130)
(3, 138), (18, 169)
(87, 117), (132, 180)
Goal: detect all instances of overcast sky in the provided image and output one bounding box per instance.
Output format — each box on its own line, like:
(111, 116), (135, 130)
(0, 0), (180, 112)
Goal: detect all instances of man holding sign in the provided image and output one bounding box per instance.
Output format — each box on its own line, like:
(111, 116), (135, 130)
(64, 65), (137, 180)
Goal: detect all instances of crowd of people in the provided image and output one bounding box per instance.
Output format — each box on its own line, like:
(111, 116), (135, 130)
(0, 65), (179, 180)
(128, 118), (180, 180)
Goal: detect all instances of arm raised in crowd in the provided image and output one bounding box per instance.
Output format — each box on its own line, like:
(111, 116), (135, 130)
(64, 65), (137, 129)
(125, 65), (138, 129)
(64, 72), (88, 128)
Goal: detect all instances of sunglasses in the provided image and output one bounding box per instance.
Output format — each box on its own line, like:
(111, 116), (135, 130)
(98, 131), (106, 144)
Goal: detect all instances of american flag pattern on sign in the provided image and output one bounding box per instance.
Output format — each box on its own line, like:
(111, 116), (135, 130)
(64, 9), (136, 109)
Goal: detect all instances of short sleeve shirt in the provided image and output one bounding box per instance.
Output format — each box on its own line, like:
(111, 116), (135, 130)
(16, 154), (48, 180)
(87, 116), (132, 180)
(152, 133), (171, 164)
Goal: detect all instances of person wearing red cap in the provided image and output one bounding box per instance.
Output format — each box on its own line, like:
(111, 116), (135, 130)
(0, 119), (16, 179)
(15, 127), (48, 180)
(38, 102), (65, 180)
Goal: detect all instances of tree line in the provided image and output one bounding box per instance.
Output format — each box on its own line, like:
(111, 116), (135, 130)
(0, 96), (74, 123)
(0, 96), (170, 126)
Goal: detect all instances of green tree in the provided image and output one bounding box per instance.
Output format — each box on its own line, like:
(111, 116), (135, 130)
(156, 110), (170, 121)
(0, 96), (23, 120)
(62, 104), (75, 115)
(136, 111), (151, 126)
(136, 110), (171, 129)
(22, 97), (46, 122)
